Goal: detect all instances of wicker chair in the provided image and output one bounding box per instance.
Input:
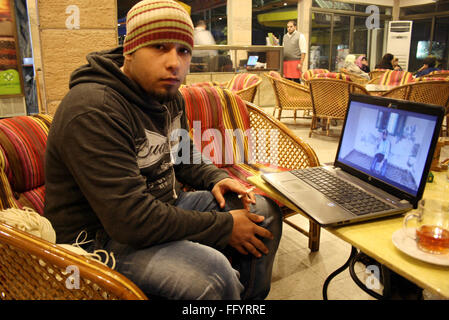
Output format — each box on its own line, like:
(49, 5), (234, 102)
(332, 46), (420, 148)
(227, 73), (263, 103)
(308, 78), (370, 137)
(0, 222), (147, 300)
(264, 71), (313, 122)
(381, 80), (449, 136)
(369, 69), (388, 81)
(180, 85), (322, 252)
(340, 68), (370, 85)
(0, 115), (148, 300)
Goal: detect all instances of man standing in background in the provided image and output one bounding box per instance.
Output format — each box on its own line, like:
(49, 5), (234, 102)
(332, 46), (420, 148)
(282, 20), (307, 83)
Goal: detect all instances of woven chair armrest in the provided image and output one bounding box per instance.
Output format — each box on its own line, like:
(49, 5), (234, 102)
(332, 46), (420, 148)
(0, 222), (147, 300)
(245, 101), (320, 169)
(275, 76), (310, 93)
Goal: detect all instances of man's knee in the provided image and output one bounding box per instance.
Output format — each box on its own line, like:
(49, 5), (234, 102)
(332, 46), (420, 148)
(185, 246), (244, 299)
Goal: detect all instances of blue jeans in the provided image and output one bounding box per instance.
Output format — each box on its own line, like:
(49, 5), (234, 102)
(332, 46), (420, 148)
(87, 191), (282, 300)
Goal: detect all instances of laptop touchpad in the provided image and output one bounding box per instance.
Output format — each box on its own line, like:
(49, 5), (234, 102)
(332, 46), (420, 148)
(282, 180), (311, 192)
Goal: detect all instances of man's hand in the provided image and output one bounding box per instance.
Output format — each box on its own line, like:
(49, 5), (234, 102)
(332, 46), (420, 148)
(228, 209), (273, 258)
(212, 178), (256, 211)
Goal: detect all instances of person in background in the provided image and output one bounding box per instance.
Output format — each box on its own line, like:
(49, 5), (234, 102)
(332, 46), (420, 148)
(282, 20), (307, 83)
(356, 55), (370, 73)
(415, 56), (440, 78)
(44, 0), (282, 300)
(344, 54), (370, 79)
(392, 57), (403, 71)
(375, 53), (394, 70)
(192, 20), (218, 71)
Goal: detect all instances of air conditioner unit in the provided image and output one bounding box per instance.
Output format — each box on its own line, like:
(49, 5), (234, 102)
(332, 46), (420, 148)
(386, 21), (413, 71)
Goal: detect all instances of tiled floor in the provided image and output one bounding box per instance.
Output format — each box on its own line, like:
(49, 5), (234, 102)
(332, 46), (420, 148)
(260, 110), (378, 300)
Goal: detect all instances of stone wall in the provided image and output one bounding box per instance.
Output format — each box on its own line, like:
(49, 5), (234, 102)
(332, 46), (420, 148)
(37, 0), (118, 114)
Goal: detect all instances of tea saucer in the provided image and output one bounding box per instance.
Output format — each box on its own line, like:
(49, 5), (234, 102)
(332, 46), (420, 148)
(392, 228), (449, 267)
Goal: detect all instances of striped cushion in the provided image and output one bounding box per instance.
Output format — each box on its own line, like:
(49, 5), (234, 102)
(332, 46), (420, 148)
(379, 70), (413, 85)
(180, 86), (252, 167)
(313, 72), (352, 81)
(0, 115), (52, 214)
(180, 86), (289, 205)
(302, 69), (329, 81)
(227, 73), (260, 91)
(181, 86), (227, 167)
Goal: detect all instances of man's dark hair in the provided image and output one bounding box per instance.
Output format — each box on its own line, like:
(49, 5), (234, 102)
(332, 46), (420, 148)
(423, 56), (436, 68)
(196, 20), (207, 27)
(287, 20), (297, 27)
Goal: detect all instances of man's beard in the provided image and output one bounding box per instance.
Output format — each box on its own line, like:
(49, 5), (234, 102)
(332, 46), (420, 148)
(151, 86), (179, 103)
(153, 90), (177, 102)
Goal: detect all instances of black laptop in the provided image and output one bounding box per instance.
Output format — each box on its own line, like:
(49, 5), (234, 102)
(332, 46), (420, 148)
(261, 94), (445, 227)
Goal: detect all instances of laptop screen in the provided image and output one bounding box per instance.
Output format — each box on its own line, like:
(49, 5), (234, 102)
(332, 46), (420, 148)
(336, 98), (439, 197)
(247, 55), (259, 67)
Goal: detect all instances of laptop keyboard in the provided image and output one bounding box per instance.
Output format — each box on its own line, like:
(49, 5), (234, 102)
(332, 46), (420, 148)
(290, 167), (394, 216)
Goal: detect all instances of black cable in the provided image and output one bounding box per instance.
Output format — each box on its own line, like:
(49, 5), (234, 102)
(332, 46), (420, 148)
(322, 246), (357, 300)
(348, 251), (386, 300)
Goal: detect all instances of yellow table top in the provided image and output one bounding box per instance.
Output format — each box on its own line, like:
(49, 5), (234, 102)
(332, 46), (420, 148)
(247, 172), (449, 298)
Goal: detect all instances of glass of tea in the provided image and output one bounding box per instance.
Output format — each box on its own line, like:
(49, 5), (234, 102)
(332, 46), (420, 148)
(403, 198), (449, 255)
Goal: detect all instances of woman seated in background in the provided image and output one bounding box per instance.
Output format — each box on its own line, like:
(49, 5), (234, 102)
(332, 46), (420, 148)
(392, 57), (403, 71)
(414, 56), (439, 78)
(344, 54), (370, 79)
(356, 55), (370, 73)
(375, 53), (394, 70)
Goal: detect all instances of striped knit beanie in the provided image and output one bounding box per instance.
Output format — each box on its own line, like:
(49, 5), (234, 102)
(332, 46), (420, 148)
(123, 0), (194, 56)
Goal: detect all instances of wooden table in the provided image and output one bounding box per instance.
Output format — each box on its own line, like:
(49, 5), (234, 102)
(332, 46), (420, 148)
(247, 171), (449, 299)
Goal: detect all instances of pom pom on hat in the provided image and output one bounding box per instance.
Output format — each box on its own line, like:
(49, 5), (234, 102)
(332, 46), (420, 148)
(123, 0), (194, 55)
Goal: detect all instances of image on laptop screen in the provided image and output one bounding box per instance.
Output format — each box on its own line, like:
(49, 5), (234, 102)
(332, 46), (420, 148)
(247, 55), (259, 67)
(336, 100), (438, 197)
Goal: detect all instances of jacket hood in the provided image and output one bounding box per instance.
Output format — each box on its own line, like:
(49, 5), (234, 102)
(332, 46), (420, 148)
(69, 46), (164, 111)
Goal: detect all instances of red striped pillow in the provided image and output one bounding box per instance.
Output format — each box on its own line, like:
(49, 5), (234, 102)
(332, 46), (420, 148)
(0, 116), (51, 214)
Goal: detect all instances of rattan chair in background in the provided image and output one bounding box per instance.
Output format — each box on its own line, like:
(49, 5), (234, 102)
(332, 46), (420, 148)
(0, 222), (148, 300)
(308, 78), (370, 137)
(264, 71), (313, 122)
(227, 73), (262, 103)
(425, 70), (449, 78)
(369, 69), (388, 82)
(340, 68), (370, 86)
(188, 73), (262, 103)
(381, 80), (449, 136)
